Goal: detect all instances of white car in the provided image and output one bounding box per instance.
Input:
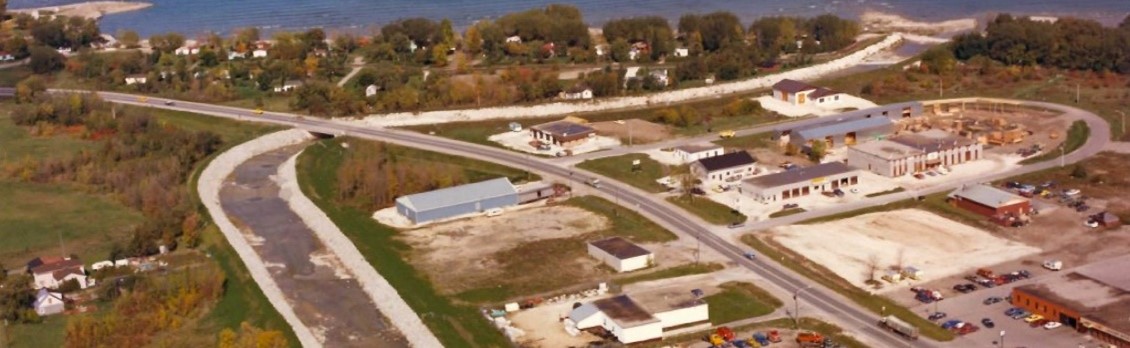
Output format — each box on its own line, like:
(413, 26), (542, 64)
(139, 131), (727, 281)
(850, 188), (859, 194)
(1044, 321), (1063, 330)
(1085, 220), (1099, 228)
(1064, 189), (1081, 196)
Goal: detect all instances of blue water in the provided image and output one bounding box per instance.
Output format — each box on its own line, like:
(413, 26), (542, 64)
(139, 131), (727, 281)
(10, 0), (1129, 37)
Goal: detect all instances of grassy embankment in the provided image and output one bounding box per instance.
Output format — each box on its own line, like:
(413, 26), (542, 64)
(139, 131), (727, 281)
(0, 104), (297, 347)
(577, 153), (670, 193)
(666, 196), (748, 225)
(1019, 120), (1090, 165)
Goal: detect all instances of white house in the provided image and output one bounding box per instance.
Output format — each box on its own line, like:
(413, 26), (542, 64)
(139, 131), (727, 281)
(560, 85), (593, 100)
(673, 48), (689, 57)
(29, 257), (88, 290)
(365, 84), (380, 97)
(505, 35), (523, 44)
(124, 75), (148, 85)
(623, 67), (670, 88)
(568, 292), (708, 344)
(587, 237), (653, 272)
(691, 151), (758, 183)
(90, 260), (115, 271)
(273, 80), (303, 93)
(674, 143), (724, 164)
(174, 46), (199, 56)
(252, 49), (268, 58)
(227, 51), (245, 60)
(0, 52), (15, 62)
(33, 289), (65, 316)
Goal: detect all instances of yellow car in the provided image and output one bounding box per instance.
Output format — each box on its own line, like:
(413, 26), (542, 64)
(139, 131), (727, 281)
(253, 108), (264, 115)
(137, 96), (148, 102)
(719, 130), (736, 138)
(1024, 314), (1044, 323)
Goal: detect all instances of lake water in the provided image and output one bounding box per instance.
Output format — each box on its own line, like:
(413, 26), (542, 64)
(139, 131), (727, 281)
(9, 0), (1129, 37)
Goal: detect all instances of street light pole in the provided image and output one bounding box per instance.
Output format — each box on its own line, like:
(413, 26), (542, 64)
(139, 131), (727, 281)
(1116, 110), (1126, 137)
(1060, 146), (1065, 168)
(794, 286), (812, 330)
(999, 330), (1005, 348)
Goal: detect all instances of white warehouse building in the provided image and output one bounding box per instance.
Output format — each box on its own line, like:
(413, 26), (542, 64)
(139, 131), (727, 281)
(587, 237), (653, 273)
(568, 292), (708, 344)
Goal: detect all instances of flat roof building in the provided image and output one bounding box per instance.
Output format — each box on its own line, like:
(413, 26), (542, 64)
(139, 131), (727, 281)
(395, 177), (519, 224)
(740, 162), (860, 203)
(530, 120), (596, 148)
(568, 290), (709, 344)
(848, 130), (983, 177)
(673, 143), (724, 164)
(587, 237), (653, 273)
(1011, 254), (1130, 347)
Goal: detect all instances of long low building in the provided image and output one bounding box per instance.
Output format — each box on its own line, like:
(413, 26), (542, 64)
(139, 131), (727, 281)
(568, 291), (708, 344)
(740, 162), (860, 203)
(394, 177), (519, 224)
(587, 237), (653, 273)
(789, 116), (893, 150)
(847, 129), (983, 177)
(947, 184), (1031, 225)
(1011, 255), (1130, 348)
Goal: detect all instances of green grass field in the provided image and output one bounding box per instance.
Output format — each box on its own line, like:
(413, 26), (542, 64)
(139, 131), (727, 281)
(577, 153), (670, 193)
(7, 313), (69, 348)
(564, 195), (678, 243)
(297, 138), (511, 347)
(0, 113), (95, 163)
(667, 195), (748, 225)
(703, 282), (783, 324)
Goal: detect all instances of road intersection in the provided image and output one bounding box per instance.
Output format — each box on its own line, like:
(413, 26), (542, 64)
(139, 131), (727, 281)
(16, 89), (1110, 347)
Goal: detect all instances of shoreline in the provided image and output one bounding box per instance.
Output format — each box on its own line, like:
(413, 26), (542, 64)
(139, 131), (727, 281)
(11, 1), (152, 20)
(861, 10), (978, 36)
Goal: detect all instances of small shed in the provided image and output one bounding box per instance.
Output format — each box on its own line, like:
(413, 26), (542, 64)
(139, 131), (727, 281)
(587, 237), (653, 272)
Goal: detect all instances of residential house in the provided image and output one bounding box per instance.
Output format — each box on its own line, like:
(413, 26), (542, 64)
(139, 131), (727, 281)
(33, 288), (65, 316)
(0, 52), (15, 62)
(690, 151), (758, 183)
(124, 75), (148, 85)
(273, 80), (303, 93)
(559, 84), (593, 100)
(623, 67), (670, 88)
(227, 51), (246, 60)
(365, 84), (380, 97)
(673, 48), (689, 57)
(174, 46), (200, 56)
(28, 257), (89, 290)
(505, 35), (523, 44)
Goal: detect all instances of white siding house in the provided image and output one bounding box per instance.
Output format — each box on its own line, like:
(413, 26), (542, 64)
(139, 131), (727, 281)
(29, 258), (88, 290)
(33, 289), (65, 316)
(587, 237), (653, 272)
(124, 75), (148, 85)
(691, 151), (758, 183)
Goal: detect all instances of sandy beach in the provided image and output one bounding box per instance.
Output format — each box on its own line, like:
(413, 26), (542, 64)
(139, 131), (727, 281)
(861, 10), (976, 35)
(11, 1), (152, 20)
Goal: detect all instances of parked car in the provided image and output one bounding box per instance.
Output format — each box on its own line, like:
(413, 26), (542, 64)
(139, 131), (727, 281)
(1085, 219), (1100, 228)
(1076, 204), (1090, 212)
(941, 320), (963, 330)
(783, 203), (799, 209)
(728, 222), (746, 229)
(1024, 314), (1045, 323)
(984, 297), (1004, 305)
(953, 284), (976, 293)
(1064, 188), (1081, 196)
(1011, 310), (1031, 320)
(928, 312), (947, 321)
(1005, 308), (1023, 317)
(1031, 319), (1049, 328)
(1044, 321), (1063, 330)
(982, 318), (995, 328)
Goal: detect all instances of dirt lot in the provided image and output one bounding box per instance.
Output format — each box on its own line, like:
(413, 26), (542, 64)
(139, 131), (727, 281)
(399, 205), (610, 297)
(766, 209), (1042, 294)
(590, 119), (672, 144)
(915, 103), (1070, 156)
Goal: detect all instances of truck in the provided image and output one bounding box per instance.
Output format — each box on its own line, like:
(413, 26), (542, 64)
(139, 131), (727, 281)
(1043, 260), (1063, 271)
(796, 331), (825, 345)
(586, 178), (601, 188)
(716, 327), (736, 342)
(878, 315), (920, 340)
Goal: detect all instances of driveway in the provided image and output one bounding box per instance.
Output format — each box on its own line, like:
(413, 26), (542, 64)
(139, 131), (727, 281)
(220, 144), (408, 348)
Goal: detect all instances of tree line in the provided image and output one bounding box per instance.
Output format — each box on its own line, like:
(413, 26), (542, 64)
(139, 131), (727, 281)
(951, 14), (1130, 73)
(336, 140), (471, 211)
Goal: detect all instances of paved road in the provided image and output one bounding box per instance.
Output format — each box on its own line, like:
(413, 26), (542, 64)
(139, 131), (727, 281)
(221, 144), (408, 348)
(14, 90), (1110, 348)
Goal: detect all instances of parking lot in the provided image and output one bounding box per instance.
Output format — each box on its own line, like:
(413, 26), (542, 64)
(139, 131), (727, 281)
(908, 273), (1110, 348)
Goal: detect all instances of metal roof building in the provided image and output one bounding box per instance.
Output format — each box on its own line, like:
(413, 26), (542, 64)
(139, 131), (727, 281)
(395, 177), (519, 224)
(791, 117), (894, 148)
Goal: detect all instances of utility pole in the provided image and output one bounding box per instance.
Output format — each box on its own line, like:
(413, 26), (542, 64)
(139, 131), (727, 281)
(1116, 110), (1126, 137)
(1060, 146), (1065, 168)
(793, 286), (812, 330)
(1075, 83), (1080, 104)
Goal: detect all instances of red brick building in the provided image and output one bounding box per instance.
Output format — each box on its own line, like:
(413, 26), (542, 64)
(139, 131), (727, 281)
(947, 184), (1031, 225)
(1010, 256), (1130, 348)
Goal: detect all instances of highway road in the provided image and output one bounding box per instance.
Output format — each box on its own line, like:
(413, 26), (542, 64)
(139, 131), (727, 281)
(8, 89), (1110, 347)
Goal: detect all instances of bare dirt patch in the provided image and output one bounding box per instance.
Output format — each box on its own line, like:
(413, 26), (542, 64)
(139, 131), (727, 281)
(766, 209), (1041, 294)
(589, 119), (672, 144)
(399, 205), (609, 296)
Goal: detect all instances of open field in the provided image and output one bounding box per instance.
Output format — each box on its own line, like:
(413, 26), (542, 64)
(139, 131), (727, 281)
(667, 195), (748, 225)
(589, 119), (672, 144)
(297, 139), (512, 346)
(703, 282), (783, 324)
(767, 209), (1042, 294)
(0, 112), (95, 162)
(577, 153), (670, 193)
(0, 180), (143, 267)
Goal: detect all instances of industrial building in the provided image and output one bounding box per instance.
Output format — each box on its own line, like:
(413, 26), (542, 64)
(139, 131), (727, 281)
(587, 237), (653, 273)
(567, 291), (709, 344)
(947, 184), (1031, 226)
(847, 130), (984, 177)
(740, 162), (860, 203)
(673, 143), (724, 164)
(690, 151), (758, 183)
(771, 79), (844, 106)
(394, 177), (519, 224)
(787, 117), (893, 150)
(776, 101), (924, 147)
(530, 120), (596, 148)
(1011, 255), (1130, 348)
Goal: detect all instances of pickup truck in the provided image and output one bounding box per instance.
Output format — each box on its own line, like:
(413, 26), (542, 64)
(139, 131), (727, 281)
(586, 178), (601, 188)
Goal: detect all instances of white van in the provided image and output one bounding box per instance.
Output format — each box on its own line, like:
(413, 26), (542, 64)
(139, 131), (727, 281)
(1043, 260), (1063, 271)
(485, 208), (503, 217)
